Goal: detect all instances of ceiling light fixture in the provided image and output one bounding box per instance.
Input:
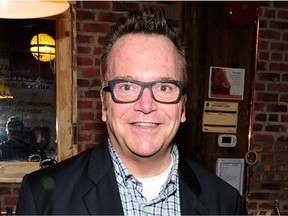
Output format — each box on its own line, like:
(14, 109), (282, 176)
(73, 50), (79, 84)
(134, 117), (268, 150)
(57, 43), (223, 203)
(0, 0), (70, 19)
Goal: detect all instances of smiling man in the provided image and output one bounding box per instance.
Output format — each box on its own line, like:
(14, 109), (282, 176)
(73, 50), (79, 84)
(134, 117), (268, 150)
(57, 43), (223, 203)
(16, 9), (242, 215)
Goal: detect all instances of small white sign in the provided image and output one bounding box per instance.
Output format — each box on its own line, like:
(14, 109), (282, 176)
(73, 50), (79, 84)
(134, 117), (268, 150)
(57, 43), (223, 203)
(216, 158), (245, 195)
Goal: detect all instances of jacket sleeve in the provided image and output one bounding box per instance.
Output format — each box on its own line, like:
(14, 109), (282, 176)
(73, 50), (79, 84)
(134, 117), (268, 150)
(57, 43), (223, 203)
(16, 175), (38, 215)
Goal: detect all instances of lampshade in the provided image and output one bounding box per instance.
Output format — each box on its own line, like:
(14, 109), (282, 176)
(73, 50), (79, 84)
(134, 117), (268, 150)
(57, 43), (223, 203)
(30, 33), (55, 62)
(0, 0), (70, 19)
(0, 79), (13, 99)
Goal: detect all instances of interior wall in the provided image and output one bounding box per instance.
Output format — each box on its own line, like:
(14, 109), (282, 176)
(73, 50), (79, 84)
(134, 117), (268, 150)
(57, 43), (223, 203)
(0, 1), (287, 215)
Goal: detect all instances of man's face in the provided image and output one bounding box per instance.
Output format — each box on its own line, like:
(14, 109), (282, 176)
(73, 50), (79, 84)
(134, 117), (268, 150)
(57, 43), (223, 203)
(101, 34), (186, 162)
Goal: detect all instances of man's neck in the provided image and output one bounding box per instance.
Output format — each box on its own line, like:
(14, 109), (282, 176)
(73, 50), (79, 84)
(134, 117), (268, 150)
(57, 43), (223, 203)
(118, 151), (172, 178)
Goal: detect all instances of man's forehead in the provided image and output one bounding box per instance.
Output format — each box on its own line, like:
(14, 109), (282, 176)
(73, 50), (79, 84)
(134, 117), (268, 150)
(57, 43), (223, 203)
(111, 33), (174, 51)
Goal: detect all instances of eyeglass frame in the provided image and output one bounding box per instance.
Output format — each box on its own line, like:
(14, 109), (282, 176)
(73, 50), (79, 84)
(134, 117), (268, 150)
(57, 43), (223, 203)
(102, 79), (186, 104)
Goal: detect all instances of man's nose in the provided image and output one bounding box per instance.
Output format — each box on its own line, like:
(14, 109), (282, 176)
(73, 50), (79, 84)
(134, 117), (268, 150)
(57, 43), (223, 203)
(134, 87), (157, 113)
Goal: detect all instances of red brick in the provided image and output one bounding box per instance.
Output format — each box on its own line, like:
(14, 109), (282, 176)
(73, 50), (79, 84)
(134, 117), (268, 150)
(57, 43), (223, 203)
(259, 30), (281, 40)
(278, 135), (288, 142)
(261, 154), (274, 161)
(84, 90), (100, 98)
(83, 23), (111, 33)
(84, 144), (97, 150)
(264, 9), (276, 18)
(78, 133), (92, 142)
(282, 74), (288, 81)
(268, 114), (278, 121)
(258, 72), (280, 82)
(142, 4), (165, 15)
(93, 47), (102, 55)
(98, 12), (124, 22)
(253, 123), (263, 131)
(94, 59), (100, 67)
(81, 67), (100, 77)
(79, 112), (94, 120)
(259, 52), (270, 60)
(280, 94), (288, 103)
(266, 104), (287, 112)
(0, 187), (12, 195)
(78, 46), (91, 54)
(82, 122), (106, 131)
(250, 192), (270, 200)
(275, 8), (288, 20)
(263, 164), (288, 172)
(76, 10), (96, 20)
(258, 40), (269, 49)
(112, 2), (139, 12)
(82, 1), (110, 10)
(256, 61), (267, 70)
(77, 79), (90, 87)
(78, 100), (93, 109)
(77, 35), (93, 43)
(271, 53), (283, 61)
(268, 83), (288, 92)
(254, 102), (265, 111)
(4, 197), (18, 205)
(255, 113), (267, 121)
(253, 134), (274, 142)
(270, 21), (288, 29)
(263, 143), (288, 152)
(255, 83), (265, 91)
(256, 93), (278, 102)
(270, 63), (288, 71)
(283, 32), (288, 41)
(281, 114), (288, 122)
(77, 57), (93, 65)
(91, 80), (102, 87)
(271, 42), (288, 51)
(259, 202), (274, 209)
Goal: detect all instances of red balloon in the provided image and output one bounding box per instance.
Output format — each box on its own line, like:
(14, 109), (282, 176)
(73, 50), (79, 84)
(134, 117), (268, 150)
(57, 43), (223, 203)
(225, 1), (259, 26)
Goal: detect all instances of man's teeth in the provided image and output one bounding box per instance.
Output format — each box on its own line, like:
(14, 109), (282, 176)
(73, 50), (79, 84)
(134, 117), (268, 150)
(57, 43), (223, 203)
(134, 123), (157, 127)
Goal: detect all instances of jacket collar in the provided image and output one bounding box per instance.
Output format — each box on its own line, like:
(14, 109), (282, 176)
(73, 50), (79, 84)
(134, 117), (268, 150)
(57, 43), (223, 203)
(81, 140), (208, 215)
(179, 157), (209, 215)
(82, 140), (124, 215)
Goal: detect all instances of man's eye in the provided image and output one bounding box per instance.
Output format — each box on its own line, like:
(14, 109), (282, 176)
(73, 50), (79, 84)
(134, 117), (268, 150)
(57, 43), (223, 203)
(119, 83), (133, 91)
(159, 84), (173, 92)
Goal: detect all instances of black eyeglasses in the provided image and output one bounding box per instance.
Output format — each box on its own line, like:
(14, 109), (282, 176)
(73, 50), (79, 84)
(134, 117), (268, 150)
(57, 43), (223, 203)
(102, 79), (186, 104)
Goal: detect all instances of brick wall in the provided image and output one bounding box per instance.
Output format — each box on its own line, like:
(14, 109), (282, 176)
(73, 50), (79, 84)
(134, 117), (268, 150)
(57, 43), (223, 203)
(250, 2), (288, 215)
(0, 1), (182, 212)
(1, 1), (288, 215)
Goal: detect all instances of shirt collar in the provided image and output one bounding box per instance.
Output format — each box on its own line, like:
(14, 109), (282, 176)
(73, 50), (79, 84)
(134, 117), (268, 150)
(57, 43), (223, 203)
(108, 138), (179, 184)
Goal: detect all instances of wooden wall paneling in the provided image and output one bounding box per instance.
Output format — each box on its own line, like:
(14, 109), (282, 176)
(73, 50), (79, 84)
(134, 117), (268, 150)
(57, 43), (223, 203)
(179, 2), (258, 179)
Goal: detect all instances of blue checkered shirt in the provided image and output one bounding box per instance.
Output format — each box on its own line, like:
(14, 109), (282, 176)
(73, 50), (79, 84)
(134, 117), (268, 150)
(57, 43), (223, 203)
(108, 140), (181, 216)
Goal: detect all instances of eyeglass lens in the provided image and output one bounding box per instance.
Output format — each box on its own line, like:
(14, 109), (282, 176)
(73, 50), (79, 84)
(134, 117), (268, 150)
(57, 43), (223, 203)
(109, 80), (184, 103)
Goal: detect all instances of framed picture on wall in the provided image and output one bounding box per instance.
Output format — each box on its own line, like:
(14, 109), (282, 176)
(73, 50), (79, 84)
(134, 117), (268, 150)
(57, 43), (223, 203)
(209, 66), (245, 100)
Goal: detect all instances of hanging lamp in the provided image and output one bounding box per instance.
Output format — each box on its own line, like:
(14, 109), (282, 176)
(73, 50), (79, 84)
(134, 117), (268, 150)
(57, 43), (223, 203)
(30, 33), (56, 62)
(0, 0), (70, 19)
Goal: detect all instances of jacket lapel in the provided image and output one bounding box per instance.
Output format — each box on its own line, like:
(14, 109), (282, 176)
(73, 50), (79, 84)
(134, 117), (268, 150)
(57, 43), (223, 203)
(179, 158), (209, 215)
(81, 140), (124, 215)
(78, 141), (208, 215)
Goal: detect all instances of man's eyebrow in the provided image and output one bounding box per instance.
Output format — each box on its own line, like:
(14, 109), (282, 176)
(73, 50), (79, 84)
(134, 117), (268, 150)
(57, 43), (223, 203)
(113, 75), (134, 80)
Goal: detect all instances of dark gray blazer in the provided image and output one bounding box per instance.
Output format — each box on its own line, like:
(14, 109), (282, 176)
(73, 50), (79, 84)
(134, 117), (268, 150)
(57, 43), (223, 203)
(16, 140), (242, 215)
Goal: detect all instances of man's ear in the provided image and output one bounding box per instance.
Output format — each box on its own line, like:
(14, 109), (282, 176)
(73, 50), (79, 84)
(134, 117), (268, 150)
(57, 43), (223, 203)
(181, 96), (187, 123)
(181, 105), (186, 123)
(100, 89), (108, 122)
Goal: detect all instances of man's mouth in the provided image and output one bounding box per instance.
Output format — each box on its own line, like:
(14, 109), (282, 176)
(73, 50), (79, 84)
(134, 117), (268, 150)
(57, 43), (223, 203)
(133, 122), (158, 128)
